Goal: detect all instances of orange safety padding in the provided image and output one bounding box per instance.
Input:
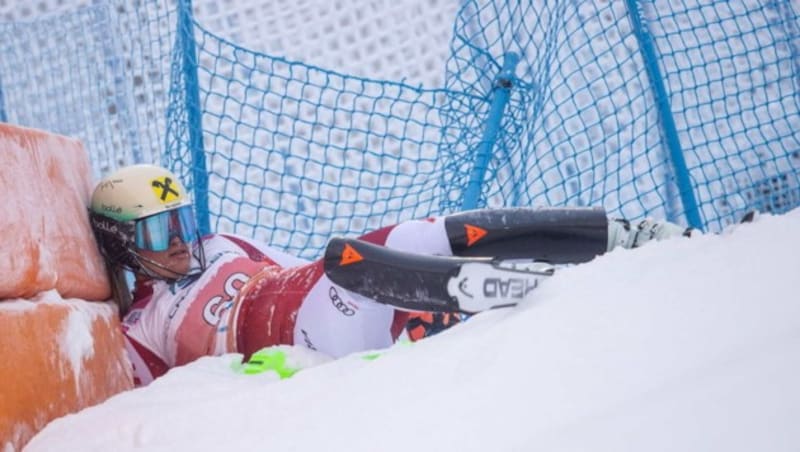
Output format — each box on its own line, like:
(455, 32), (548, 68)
(0, 123), (110, 301)
(0, 296), (133, 450)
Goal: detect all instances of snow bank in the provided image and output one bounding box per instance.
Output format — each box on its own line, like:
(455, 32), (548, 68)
(25, 209), (800, 451)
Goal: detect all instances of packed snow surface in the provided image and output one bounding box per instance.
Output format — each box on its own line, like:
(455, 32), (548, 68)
(26, 209), (800, 451)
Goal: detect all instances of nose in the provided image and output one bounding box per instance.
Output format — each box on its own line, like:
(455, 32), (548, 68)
(169, 233), (185, 246)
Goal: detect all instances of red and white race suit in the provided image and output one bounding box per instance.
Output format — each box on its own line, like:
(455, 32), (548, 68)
(122, 217), (453, 386)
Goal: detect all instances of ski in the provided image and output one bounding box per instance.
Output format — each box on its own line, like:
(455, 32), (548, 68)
(323, 238), (554, 314)
(740, 210), (758, 224)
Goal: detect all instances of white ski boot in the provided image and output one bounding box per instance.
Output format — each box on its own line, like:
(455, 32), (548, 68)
(446, 260), (555, 313)
(607, 217), (692, 251)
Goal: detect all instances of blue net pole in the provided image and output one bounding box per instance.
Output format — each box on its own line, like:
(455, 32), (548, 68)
(177, 0), (211, 236)
(626, 0), (703, 230)
(0, 75), (5, 123)
(462, 52), (519, 210)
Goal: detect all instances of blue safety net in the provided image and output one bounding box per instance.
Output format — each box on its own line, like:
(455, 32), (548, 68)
(442, 0), (800, 232)
(1, 0), (798, 258)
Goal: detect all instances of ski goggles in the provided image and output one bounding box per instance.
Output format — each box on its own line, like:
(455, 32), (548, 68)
(134, 205), (198, 252)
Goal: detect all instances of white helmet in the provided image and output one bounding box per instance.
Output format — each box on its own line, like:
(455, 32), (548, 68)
(91, 164), (191, 221)
(89, 164), (203, 278)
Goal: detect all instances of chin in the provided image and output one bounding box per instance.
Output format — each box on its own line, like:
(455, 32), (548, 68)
(170, 261), (191, 275)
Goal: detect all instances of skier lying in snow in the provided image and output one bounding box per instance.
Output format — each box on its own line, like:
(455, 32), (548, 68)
(89, 164), (691, 385)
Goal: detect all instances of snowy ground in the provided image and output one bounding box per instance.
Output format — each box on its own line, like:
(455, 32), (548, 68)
(26, 208), (800, 452)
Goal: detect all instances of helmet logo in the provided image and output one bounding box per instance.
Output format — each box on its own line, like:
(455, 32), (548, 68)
(151, 177), (181, 203)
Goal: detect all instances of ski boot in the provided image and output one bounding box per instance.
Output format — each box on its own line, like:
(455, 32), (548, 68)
(444, 207), (609, 264)
(606, 217), (692, 251)
(324, 237), (554, 314)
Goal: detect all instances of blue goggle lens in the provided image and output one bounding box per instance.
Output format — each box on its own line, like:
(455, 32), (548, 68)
(134, 205), (197, 252)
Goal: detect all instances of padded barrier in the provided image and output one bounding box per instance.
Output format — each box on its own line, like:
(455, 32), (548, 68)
(0, 123), (131, 451)
(0, 294), (133, 450)
(0, 122), (110, 301)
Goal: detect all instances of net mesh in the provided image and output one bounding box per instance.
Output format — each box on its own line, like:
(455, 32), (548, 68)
(1, 0), (798, 258)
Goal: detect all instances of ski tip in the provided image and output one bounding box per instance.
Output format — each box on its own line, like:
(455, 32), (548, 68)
(740, 210), (759, 224)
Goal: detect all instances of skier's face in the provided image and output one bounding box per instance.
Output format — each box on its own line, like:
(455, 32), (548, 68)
(137, 234), (192, 279)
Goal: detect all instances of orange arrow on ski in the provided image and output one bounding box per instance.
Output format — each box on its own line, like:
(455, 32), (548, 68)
(340, 243), (364, 265)
(464, 224), (488, 246)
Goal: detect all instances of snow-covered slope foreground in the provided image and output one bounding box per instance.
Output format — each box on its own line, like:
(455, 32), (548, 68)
(26, 209), (800, 452)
